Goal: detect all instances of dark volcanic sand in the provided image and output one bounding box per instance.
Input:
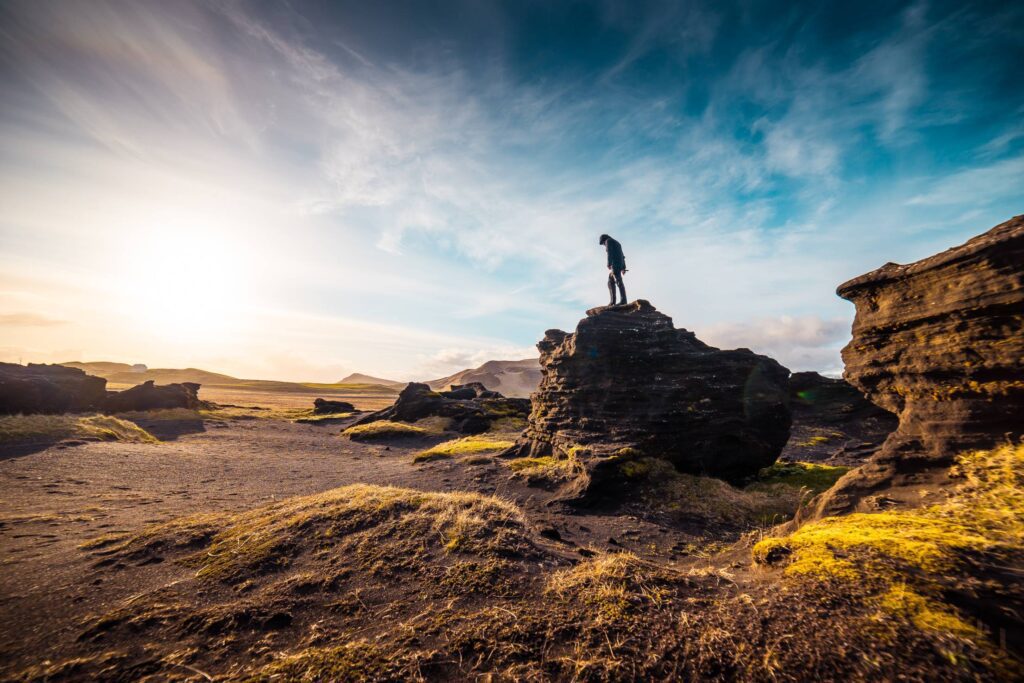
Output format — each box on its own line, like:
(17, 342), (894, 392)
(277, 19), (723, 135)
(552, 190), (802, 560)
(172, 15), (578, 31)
(0, 415), (720, 675)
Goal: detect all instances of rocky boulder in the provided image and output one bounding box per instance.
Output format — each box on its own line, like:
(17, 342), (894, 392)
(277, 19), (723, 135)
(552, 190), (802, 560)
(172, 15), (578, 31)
(0, 363), (108, 414)
(507, 300), (791, 499)
(313, 398), (356, 414)
(103, 380), (209, 413)
(781, 371), (898, 465)
(808, 215), (1024, 517)
(353, 382), (529, 435)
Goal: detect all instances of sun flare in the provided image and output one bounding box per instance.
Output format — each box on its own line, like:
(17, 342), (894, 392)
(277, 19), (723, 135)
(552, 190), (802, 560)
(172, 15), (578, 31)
(114, 221), (252, 345)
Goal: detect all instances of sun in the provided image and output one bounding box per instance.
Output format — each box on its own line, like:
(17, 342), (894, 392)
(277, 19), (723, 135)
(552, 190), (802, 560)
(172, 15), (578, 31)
(113, 220), (253, 345)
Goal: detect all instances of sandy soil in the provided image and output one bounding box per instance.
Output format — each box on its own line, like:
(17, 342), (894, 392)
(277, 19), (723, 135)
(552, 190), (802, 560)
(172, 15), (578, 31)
(0, 398), (722, 676)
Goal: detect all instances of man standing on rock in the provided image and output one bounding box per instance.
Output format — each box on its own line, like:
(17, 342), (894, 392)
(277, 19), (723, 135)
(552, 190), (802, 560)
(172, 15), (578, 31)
(599, 234), (628, 306)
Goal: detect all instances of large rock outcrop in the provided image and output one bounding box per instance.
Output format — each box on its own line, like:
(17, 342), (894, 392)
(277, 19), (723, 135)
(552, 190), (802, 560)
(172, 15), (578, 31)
(508, 300), (791, 498)
(809, 214), (1024, 517)
(353, 382), (529, 435)
(102, 380), (209, 413)
(781, 371), (898, 465)
(0, 363), (108, 414)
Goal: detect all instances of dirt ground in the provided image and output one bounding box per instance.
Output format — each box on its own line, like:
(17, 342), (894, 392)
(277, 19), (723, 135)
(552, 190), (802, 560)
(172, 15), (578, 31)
(0, 390), (728, 678)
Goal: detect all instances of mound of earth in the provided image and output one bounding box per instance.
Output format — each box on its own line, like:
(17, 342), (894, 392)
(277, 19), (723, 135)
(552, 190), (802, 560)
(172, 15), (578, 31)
(352, 382), (529, 435)
(507, 300), (791, 500)
(781, 371), (898, 466)
(809, 215), (1024, 518)
(0, 363), (108, 415)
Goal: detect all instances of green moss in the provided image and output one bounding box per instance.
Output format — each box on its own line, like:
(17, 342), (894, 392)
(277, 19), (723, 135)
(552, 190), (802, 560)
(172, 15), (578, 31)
(752, 461), (850, 494)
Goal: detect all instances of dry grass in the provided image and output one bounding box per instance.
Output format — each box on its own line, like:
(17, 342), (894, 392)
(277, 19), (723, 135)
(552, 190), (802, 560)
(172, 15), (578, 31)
(343, 417), (452, 441)
(0, 414), (157, 444)
(413, 436), (514, 463)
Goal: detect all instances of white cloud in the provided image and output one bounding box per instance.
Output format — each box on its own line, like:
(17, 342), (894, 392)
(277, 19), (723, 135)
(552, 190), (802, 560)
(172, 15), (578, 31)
(698, 315), (849, 374)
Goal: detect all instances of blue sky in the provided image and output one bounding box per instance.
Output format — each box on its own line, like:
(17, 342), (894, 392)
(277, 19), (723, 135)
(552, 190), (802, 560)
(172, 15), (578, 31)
(1, 0), (1022, 381)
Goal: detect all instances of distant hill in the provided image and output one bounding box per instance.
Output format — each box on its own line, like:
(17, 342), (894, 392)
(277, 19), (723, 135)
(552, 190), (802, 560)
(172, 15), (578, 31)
(59, 362), (398, 396)
(62, 362), (238, 386)
(337, 373), (406, 388)
(426, 358), (540, 398)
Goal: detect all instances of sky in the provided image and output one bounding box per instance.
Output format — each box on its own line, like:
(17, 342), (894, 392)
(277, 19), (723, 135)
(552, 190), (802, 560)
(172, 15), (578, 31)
(1, 0), (1022, 382)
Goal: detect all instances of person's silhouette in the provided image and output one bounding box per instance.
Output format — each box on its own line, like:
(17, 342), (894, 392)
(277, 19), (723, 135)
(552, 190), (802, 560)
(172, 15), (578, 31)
(599, 234), (627, 305)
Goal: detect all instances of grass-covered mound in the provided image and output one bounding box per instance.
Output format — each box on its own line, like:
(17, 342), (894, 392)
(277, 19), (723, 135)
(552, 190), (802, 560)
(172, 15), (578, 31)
(414, 436), (515, 462)
(62, 484), (703, 681)
(342, 419), (432, 441)
(0, 413), (158, 445)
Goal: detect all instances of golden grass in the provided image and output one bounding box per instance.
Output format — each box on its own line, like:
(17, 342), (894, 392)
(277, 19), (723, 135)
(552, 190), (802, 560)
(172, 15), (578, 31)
(414, 436), (514, 463)
(343, 416), (452, 441)
(0, 414), (158, 444)
(342, 420), (429, 440)
(104, 484), (533, 583)
(546, 552), (674, 624)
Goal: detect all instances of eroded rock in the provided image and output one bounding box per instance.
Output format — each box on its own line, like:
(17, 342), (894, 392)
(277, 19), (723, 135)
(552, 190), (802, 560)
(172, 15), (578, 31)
(313, 398), (356, 414)
(781, 371), (898, 466)
(508, 300), (791, 499)
(103, 380), (209, 413)
(0, 363), (108, 414)
(353, 382), (529, 435)
(808, 214), (1024, 517)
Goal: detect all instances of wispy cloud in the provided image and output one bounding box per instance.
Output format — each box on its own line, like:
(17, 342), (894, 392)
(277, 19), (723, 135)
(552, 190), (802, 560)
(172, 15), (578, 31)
(1, 0), (1021, 379)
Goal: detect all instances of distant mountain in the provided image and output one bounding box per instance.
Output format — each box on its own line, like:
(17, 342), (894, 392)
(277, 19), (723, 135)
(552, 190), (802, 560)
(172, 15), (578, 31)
(337, 373), (406, 388)
(426, 358), (540, 398)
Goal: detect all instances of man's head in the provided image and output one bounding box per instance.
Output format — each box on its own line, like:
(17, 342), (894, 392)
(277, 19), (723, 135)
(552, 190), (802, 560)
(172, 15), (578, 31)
(599, 234), (610, 245)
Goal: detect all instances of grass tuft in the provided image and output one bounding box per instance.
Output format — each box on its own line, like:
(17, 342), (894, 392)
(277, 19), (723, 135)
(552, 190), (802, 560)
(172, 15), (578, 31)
(342, 420), (429, 441)
(414, 436), (514, 463)
(0, 414), (158, 444)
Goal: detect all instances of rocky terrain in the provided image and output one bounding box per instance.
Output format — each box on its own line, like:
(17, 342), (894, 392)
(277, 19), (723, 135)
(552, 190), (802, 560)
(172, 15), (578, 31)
(780, 371), (898, 465)
(1, 219), (1022, 680)
(508, 300), (791, 499)
(352, 381), (529, 435)
(809, 214), (1024, 518)
(0, 363), (205, 415)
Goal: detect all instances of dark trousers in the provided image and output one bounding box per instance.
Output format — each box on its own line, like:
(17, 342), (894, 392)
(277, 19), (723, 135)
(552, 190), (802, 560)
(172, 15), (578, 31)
(608, 267), (626, 305)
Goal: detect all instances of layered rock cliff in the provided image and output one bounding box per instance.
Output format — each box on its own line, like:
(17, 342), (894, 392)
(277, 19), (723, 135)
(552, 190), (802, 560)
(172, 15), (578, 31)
(508, 300), (791, 499)
(809, 214), (1024, 517)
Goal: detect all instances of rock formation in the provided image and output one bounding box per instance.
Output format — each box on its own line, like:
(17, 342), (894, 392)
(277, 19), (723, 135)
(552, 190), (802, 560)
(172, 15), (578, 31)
(353, 382), (529, 435)
(508, 300), (791, 498)
(0, 363), (108, 414)
(102, 380), (209, 413)
(781, 371), (898, 465)
(312, 398), (356, 414)
(809, 214), (1024, 517)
